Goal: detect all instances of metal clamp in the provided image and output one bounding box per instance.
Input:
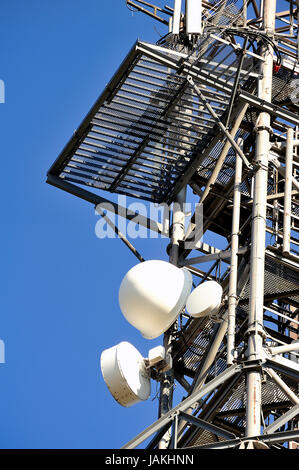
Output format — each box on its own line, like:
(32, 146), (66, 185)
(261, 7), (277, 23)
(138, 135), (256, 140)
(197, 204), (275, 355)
(245, 322), (267, 339)
(241, 359), (265, 371)
(253, 125), (273, 136)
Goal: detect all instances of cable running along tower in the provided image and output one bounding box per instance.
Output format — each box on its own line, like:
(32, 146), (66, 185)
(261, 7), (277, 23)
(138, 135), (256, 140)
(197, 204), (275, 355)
(47, 0), (299, 450)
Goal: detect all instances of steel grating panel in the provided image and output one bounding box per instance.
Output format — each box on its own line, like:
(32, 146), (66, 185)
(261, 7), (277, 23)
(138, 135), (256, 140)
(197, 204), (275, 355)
(47, 34), (259, 203)
(186, 429), (228, 447)
(208, 0), (244, 27)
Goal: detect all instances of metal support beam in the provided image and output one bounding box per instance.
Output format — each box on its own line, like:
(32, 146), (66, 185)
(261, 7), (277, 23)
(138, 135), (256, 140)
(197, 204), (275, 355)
(186, 76), (252, 169)
(95, 206), (145, 263)
(47, 174), (168, 236)
(158, 187), (186, 449)
(172, 0), (182, 35)
(126, 0), (170, 25)
(179, 411), (236, 440)
(266, 356), (299, 382)
(225, 37), (249, 128)
(263, 404), (299, 434)
(184, 103), (249, 242)
(239, 90), (299, 126)
(174, 318), (233, 444)
(245, 0), (276, 438)
(269, 342), (299, 357)
(265, 367), (299, 405)
(192, 430), (299, 449)
(136, 42), (299, 128)
(181, 246), (248, 266)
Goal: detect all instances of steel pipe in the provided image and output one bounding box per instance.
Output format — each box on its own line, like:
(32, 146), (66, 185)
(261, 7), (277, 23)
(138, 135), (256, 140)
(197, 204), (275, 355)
(269, 341), (299, 357)
(227, 150), (243, 366)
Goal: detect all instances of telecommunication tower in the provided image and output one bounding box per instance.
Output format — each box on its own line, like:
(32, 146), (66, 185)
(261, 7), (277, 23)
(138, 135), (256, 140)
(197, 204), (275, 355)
(47, 0), (299, 449)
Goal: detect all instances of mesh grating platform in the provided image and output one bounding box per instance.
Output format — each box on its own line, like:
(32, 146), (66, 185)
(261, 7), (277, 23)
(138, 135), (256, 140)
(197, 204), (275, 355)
(48, 24), (299, 205)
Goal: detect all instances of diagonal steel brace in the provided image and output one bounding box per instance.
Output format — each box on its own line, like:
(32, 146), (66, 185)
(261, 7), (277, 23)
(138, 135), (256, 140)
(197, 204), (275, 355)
(186, 75), (253, 169)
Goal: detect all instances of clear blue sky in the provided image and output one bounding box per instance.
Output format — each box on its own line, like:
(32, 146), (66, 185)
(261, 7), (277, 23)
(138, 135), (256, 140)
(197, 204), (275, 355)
(0, 0), (287, 450)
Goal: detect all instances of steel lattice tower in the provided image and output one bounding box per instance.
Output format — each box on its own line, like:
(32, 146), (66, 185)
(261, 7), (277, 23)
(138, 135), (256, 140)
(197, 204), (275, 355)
(47, 0), (299, 450)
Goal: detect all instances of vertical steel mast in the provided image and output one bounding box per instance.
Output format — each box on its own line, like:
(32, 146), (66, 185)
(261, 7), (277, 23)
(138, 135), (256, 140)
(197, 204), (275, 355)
(246, 0), (277, 437)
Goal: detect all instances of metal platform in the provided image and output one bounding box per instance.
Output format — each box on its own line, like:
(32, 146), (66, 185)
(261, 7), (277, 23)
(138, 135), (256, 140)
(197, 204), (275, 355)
(47, 31), (299, 205)
(47, 38), (250, 202)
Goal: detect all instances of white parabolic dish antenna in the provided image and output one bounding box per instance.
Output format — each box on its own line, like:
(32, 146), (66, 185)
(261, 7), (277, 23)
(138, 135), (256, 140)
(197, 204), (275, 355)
(186, 281), (223, 318)
(100, 341), (151, 407)
(119, 260), (192, 339)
